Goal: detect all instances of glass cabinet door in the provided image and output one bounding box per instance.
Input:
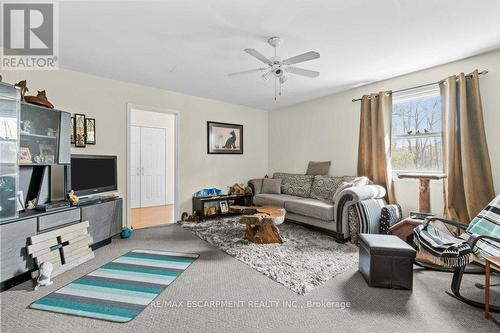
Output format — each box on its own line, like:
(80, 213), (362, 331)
(0, 83), (20, 220)
(19, 103), (60, 165)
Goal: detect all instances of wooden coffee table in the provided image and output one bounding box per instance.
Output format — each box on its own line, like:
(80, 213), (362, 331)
(229, 205), (286, 244)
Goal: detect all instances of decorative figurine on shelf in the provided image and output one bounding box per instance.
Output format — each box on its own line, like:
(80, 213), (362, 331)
(67, 190), (79, 204)
(20, 120), (32, 134)
(46, 128), (57, 137)
(27, 197), (37, 210)
(24, 90), (54, 108)
(34, 262), (53, 290)
(14, 80), (29, 100)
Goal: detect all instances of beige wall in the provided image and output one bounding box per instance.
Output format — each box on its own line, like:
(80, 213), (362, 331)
(130, 109), (176, 205)
(2, 69), (269, 224)
(269, 49), (500, 216)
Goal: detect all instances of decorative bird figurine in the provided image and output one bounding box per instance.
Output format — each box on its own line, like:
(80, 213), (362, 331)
(424, 129), (429, 133)
(407, 130), (413, 135)
(416, 130), (421, 134)
(15, 80), (29, 99)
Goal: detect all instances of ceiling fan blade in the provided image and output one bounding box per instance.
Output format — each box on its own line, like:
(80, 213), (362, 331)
(282, 51), (320, 65)
(244, 48), (272, 65)
(284, 67), (320, 78)
(262, 70), (274, 81)
(228, 67), (268, 76)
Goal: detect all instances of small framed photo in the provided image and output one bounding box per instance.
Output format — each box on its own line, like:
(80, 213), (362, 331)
(85, 118), (96, 145)
(74, 113), (86, 147)
(70, 116), (75, 144)
(219, 201), (229, 214)
(207, 121), (243, 154)
(19, 147), (32, 164)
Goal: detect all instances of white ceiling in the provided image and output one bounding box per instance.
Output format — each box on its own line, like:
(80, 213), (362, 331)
(59, 0), (500, 110)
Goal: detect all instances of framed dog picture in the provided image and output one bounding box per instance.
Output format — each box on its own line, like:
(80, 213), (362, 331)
(207, 121), (243, 154)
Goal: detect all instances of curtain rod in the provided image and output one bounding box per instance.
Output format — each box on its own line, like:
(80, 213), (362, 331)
(351, 70), (488, 102)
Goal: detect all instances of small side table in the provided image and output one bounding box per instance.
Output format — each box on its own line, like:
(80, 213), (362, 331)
(397, 172), (446, 213)
(485, 256), (500, 326)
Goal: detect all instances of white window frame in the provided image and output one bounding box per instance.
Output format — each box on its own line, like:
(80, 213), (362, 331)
(391, 84), (443, 175)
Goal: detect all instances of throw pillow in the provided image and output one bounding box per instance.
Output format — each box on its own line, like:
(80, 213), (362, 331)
(379, 204), (403, 234)
(273, 173), (314, 197)
(261, 178), (282, 194)
(309, 175), (345, 202)
(306, 161), (331, 175)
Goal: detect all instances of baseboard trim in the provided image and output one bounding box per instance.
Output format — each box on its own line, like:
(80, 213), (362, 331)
(284, 219), (348, 244)
(0, 270), (34, 292)
(90, 237), (112, 251)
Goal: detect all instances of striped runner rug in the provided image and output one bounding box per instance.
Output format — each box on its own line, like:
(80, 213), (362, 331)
(30, 249), (199, 322)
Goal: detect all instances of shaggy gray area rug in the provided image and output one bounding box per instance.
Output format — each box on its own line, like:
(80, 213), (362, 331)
(181, 218), (358, 295)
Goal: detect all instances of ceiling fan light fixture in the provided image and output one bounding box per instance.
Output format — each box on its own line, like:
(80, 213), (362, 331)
(229, 36), (320, 100)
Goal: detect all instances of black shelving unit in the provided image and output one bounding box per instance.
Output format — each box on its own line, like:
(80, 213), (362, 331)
(192, 194), (252, 221)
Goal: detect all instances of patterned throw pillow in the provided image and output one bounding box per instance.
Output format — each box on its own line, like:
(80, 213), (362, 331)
(272, 173), (314, 198)
(379, 204), (403, 234)
(309, 175), (345, 202)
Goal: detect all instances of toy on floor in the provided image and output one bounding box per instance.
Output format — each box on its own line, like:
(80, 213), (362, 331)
(34, 262), (53, 290)
(120, 227), (133, 239)
(181, 211), (200, 223)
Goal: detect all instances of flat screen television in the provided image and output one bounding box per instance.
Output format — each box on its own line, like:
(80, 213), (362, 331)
(71, 155), (117, 196)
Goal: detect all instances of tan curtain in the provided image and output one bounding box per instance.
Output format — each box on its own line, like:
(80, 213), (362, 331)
(357, 92), (396, 203)
(440, 70), (495, 223)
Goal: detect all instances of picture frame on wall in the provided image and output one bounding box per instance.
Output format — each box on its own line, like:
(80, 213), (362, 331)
(207, 121), (243, 154)
(85, 118), (96, 145)
(74, 113), (86, 147)
(70, 116), (75, 144)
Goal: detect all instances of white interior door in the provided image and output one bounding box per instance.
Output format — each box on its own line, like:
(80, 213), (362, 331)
(140, 127), (166, 207)
(130, 126), (141, 208)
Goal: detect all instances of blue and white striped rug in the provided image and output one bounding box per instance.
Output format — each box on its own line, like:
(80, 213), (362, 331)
(30, 249), (199, 322)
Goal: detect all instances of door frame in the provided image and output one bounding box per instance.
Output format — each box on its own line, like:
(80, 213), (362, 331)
(126, 103), (180, 228)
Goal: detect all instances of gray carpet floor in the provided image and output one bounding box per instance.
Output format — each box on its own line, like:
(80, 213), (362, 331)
(0, 223), (498, 333)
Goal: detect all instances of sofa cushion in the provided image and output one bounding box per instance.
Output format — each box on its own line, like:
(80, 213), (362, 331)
(248, 178), (264, 195)
(309, 175), (345, 202)
(261, 178), (281, 194)
(306, 161), (331, 175)
(272, 173), (314, 198)
(253, 193), (300, 208)
(285, 198), (335, 221)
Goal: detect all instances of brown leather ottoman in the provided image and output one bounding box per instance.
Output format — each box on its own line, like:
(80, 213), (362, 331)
(359, 234), (416, 290)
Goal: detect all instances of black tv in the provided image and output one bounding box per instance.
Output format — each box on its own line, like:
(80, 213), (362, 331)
(71, 155), (117, 196)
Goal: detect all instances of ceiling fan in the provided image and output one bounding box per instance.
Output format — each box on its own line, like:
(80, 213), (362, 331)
(228, 37), (320, 100)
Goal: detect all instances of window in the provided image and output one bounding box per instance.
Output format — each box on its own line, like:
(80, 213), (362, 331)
(391, 85), (442, 172)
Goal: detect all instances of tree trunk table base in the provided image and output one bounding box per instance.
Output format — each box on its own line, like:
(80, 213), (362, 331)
(245, 224), (283, 244)
(230, 205), (286, 244)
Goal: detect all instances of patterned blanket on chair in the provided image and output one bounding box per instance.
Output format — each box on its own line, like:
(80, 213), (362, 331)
(414, 196), (500, 268)
(414, 224), (473, 268)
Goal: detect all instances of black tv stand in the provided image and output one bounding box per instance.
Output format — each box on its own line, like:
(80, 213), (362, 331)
(0, 197), (123, 291)
(76, 195), (119, 206)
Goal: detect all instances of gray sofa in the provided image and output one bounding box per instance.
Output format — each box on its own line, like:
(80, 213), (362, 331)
(248, 173), (387, 243)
